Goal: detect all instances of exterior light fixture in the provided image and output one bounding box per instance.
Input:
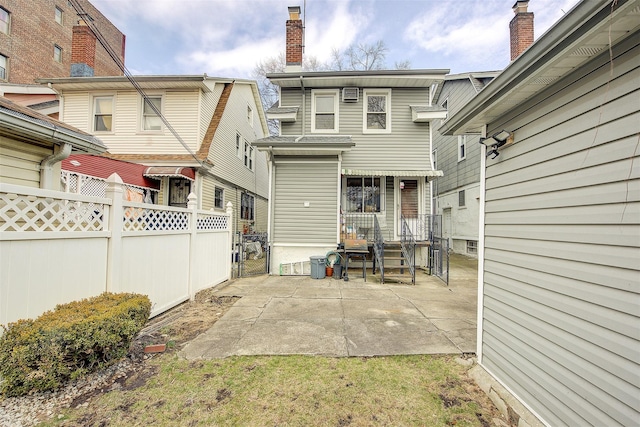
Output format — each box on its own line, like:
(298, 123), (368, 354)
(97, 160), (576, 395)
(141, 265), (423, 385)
(479, 130), (512, 159)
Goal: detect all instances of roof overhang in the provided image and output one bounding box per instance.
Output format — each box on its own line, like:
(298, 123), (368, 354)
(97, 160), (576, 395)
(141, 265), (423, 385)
(253, 135), (355, 156)
(144, 166), (196, 181)
(410, 105), (448, 122)
(266, 106), (299, 122)
(36, 75), (213, 93)
(267, 69), (449, 89)
(342, 169), (443, 177)
(440, 0), (640, 135)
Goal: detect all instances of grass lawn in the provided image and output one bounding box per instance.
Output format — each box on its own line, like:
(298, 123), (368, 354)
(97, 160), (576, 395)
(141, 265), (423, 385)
(44, 353), (497, 426)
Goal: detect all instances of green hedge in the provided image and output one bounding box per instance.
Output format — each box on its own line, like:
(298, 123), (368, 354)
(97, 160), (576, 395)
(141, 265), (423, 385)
(0, 292), (151, 397)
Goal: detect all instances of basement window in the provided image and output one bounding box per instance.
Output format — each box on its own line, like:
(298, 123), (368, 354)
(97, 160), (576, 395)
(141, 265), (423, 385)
(467, 240), (477, 255)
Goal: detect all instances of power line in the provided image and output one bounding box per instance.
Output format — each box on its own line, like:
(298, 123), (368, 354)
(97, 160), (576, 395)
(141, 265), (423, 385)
(67, 0), (205, 168)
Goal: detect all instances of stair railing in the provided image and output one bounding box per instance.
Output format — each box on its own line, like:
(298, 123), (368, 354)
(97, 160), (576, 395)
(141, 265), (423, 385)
(373, 214), (384, 283)
(400, 215), (416, 285)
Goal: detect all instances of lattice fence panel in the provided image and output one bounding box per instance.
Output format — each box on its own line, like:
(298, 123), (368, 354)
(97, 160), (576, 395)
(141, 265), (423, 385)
(122, 206), (189, 232)
(197, 213), (228, 230)
(0, 192), (106, 232)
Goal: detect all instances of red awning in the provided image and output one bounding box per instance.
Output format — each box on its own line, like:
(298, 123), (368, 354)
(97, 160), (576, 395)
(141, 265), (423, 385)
(143, 166), (195, 181)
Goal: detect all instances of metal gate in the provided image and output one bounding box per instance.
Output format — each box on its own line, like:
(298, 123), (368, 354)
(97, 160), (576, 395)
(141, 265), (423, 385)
(236, 232), (269, 277)
(428, 215), (449, 285)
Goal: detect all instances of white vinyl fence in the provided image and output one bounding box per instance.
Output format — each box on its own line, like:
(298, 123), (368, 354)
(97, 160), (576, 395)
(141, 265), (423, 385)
(0, 173), (232, 325)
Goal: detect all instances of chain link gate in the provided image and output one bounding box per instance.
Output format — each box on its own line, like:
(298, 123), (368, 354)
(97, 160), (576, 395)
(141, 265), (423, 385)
(236, 232), (269, 277)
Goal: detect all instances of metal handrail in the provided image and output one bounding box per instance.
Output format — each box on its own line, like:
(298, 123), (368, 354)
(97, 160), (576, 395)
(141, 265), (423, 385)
(400, 215), (416, 285)
(373, 215), (384, 283)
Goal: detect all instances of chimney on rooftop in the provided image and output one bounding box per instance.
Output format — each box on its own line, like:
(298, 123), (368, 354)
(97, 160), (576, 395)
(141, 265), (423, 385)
(285, 6), (303, 72)
(509, 0), (534, 61)
(71, 19), (96, 77)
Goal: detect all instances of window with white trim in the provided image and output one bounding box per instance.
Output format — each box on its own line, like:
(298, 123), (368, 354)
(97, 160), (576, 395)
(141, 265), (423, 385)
(311, 89), (339, 133)
(93, 96), (113, 132)
(53, 45), (62, 63)
(247, 105), (253, 127)
(55, 6), (63, 25)
(363, 89), (391, 133)
(467, 240), (477, 254)
(457, 135), (467, 162)
(344, 176), (383, 213)
(236, 132), (242, 159)
(0, 7), (10, 35)
(244, 140), (254, 171)
(241, 193), (254, 220)
(142, 96), (162, 131)
(0, 54), (7, 81)
(214, 187), (223, 209)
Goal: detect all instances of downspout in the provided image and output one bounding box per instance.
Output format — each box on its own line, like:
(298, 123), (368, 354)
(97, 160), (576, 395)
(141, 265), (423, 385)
(40, 128), (72, 189)
(476, 125), (488, 363)
(300, 76), (305, 136)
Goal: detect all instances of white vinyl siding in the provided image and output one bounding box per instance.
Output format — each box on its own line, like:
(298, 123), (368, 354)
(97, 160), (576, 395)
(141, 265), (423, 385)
(0, 137), (53, 188)
(273, 159), (338, 244)
(481, 37), (639, 427)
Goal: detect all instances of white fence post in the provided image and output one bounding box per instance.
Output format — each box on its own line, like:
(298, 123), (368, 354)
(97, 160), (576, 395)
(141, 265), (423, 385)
(226, 201), (233, 279)
(188, 192), (198, 301)
(105, 173), (124, 293)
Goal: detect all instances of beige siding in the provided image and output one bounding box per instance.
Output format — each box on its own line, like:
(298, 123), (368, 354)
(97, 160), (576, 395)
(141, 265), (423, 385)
(209, 83), (268, 199)
(0, 138), (53, 187)
(481, 37), (640, 426)
(273, 158), (338, 244)
(199, 83), (223, 146)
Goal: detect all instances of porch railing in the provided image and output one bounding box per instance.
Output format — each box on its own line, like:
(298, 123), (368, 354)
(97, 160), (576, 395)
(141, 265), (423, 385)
(400, 215), (416, 285)
(341, 213), (390, 242)
(373, 215), (384, 282)
(404, 214), (442, 241)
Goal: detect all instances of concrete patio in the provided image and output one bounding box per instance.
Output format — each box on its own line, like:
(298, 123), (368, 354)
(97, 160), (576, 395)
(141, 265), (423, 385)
(180, 254), (478, 359)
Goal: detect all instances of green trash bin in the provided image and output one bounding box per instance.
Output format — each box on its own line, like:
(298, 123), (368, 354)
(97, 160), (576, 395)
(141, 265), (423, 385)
(310, 256), (326, 279)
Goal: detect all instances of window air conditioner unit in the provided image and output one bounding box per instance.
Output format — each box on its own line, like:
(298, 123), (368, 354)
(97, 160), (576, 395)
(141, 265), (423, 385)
(342, 87), (359, 102)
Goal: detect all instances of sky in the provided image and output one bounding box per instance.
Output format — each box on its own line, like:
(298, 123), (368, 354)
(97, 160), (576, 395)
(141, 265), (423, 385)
(90, 0), (581, 79)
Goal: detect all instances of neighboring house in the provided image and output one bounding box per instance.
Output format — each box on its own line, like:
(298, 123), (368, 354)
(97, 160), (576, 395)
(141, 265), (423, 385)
(61, 154), (160, 202)
(441, 0), (639, 425)
(254, 7), (447, 275)
(0, 96), (106, 189)
(39, 75), (269, 234)
(431, 72), (498, 257)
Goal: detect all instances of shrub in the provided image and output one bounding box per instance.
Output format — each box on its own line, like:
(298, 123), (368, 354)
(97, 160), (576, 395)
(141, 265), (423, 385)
(0, 292), (151, 397)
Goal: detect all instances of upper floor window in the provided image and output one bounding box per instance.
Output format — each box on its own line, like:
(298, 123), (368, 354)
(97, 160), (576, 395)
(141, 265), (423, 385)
(432, 149), (437, 170)
(0, 7), (10, 35)
(214, 187), (224, 209)
(363, 89), (391, 133)
(241, 193), (254, 220)
(0, 54), (7, 80)
(344, 176), (383, 213)
(311, 89), (339, 133)
(244, 140), (254, 171)
(55, 6), (63, 25)
(142, 96), (162, 131)
(53, 45), (62, 63)
(93, 96), (113, 132)
(236, 132), (242, 158)
(247, 105), (253, 126)
(457, 135), (467, 162)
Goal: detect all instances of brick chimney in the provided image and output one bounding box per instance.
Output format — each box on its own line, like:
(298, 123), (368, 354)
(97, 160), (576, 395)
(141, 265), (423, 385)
(285, 6), (303, 72)
(509, 0), (534, 61)
(71, 20), (96, 77)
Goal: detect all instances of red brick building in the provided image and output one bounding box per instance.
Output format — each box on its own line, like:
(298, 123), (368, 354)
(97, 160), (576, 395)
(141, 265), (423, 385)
(0, 0), (125, 84)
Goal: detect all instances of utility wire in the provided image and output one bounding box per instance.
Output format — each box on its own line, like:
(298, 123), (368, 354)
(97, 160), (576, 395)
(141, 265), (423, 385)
(67, 0), (205, 168)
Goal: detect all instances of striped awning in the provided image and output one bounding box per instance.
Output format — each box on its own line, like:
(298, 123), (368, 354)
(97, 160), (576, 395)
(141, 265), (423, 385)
(144, 166), (196, 181)
(342, 169), (443, 177)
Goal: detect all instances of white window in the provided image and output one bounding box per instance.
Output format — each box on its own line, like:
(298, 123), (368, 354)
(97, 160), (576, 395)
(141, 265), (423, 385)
(363, 89), (391, 133)
(247, 105), (253, 127)
(241, 193), (254, 220)
(142, 96), (162, 131)
(55, 6), (63, 25)
(53, 45), (62, 63)
(344, 176), (383, 213)
(0, 54), (7, 80)
(214, 187), (223, 209)
(244, 140), (254, 171)
(467, 240), (477, 255)
(0, 7), (10, 34)
(457, 135), (467, 162)
(432, 149), (437, 170)
(93, 96), (113, 132)
(236, 133), (242, 158)
(311, 89), (339, 133)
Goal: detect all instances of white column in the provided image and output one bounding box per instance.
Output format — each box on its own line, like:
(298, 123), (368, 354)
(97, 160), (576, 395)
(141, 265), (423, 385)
(105, 173), (124, 293)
